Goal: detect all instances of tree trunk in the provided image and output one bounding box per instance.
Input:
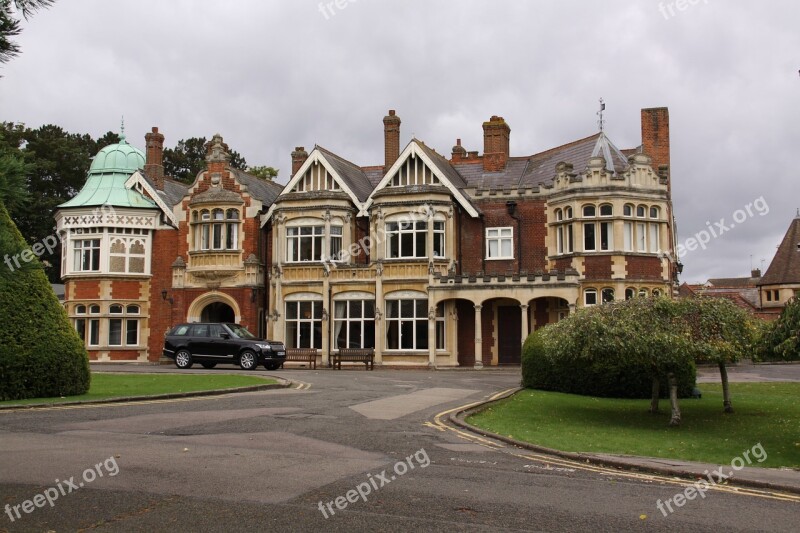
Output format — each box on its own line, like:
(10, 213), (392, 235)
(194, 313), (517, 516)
(719, 362), (734, 413)
(668, 372), (681, 426)
(650, 376), (660, 413)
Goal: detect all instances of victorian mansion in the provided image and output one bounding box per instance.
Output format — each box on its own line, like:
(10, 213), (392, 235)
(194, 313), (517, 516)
(56, 108), (678, 367)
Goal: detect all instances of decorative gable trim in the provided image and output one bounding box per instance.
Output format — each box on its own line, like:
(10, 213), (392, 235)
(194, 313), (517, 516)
(125, 171), (178, 227)
(364, 141), (479, 217)
(261, 149), (363, 226)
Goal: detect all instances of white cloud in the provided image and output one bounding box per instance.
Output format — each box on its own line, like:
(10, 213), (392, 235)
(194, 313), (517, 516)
(1, 0), (798, 282)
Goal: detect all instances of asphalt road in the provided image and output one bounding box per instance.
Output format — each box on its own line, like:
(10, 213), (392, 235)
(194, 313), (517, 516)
(0, 366), (797, 532)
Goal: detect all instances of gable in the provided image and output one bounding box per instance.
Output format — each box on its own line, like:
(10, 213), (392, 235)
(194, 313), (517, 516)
(364, 141), (479, 217)
(291, 160), (342, 193)
(262, 149), (364, 226)
(125, 171), (179, 227)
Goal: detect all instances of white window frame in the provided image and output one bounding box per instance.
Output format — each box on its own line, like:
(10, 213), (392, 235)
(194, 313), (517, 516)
(333, 299), (375, 350)
(433, 221), (446, 259)
(385, 298), (429, 351)
(486, 227), (514, 260)
(285, 300), (323, 349)
(584, 289), (598, 306)
(386, 220), (428, 259)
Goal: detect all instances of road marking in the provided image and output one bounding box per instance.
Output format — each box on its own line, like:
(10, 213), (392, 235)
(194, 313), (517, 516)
(426, 388), (515, 450)
(429, 389), (800, 504)
(351, 388), (479, 420)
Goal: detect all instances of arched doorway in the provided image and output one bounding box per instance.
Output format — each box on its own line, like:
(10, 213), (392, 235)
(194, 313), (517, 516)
(200, 302), (235, 323)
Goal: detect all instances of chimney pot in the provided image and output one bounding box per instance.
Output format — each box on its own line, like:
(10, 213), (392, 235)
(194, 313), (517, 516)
(291, 146), (309, 176)
(483, 115), (511, 172)
(144, 126), (165, 190)
(383, 109), (401, 172)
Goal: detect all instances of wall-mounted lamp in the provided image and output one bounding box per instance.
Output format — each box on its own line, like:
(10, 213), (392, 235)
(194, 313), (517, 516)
(251, 288), (257, 303)
(676, 262), (684, 275)
(161, 289), (174, 305)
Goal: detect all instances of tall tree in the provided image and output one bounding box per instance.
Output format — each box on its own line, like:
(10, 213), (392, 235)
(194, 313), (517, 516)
(0, 122), (98, 282)
(247, 165), (279, 180)
(0, 0), (54, 65)
(163, 137), (247, 183)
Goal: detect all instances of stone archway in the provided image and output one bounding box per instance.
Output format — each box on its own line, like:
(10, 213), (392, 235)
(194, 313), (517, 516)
(201, 301), (235, 323)
(187, 292), (241, 324)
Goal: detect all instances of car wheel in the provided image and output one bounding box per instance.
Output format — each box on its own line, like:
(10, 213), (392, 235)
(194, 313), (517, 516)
(175, 349), (193, 369)
(264, 361), (280, 371)
(239, 350), (257, 371)
(201, 362), (217, 369)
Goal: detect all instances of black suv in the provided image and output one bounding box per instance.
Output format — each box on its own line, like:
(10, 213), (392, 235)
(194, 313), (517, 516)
(163, 323), (286, 370)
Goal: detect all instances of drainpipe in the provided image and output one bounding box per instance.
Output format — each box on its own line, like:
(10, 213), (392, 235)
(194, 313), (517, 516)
(481, 214), (486, 273)
(457, 205), (463, 275)
(507, 201), (521, 274)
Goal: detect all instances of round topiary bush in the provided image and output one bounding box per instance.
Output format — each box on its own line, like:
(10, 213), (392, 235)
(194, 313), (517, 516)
(0, 202), (90, 401)
(522, 297), (697, 399)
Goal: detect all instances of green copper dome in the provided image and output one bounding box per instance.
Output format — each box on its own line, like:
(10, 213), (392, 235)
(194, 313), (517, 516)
(88, 136), (145, 175)
(59, 135), (156, 210)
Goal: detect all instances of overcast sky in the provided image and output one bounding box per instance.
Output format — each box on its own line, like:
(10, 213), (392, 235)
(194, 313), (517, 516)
(1, 0), (798, 283)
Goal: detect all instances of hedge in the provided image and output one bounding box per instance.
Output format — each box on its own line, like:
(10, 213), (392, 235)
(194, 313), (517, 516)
(0, 201), (90, 400)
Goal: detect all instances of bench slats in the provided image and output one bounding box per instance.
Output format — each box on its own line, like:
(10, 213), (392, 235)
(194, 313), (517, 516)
(332, 349), (375, 370)
(283, 348), (317, 370)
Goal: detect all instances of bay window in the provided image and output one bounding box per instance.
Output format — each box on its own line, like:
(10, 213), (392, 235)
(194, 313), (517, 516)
(385, 298), (428, 350)
(334, 299), (375, 349)
(387, 221), (427, 259)
(285, 300), (323, 349)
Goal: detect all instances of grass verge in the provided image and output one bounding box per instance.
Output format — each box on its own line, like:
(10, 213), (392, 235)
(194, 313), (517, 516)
(467, 383), (800, 468)
(0, 373), (278, 406)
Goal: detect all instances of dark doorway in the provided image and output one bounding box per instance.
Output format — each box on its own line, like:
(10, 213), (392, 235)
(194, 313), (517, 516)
(497, 305), (521, 365)
(201, 302), (235, 323)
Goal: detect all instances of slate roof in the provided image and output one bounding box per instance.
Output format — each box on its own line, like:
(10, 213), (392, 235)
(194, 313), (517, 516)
(315, 146), (375, 202)
(277, 130), (634, 211)
(759, 216), (800, 286)
(230, 168), (283, 205)
(159, 178), (189, 207)
(707, 276), (760, 289)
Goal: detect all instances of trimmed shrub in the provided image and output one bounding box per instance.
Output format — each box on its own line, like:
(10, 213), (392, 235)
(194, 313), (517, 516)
(522, 297), (697, 399)
(0, 201), (90, 401)
(757, 298), (800, 362)
(522, 330), (696, 398)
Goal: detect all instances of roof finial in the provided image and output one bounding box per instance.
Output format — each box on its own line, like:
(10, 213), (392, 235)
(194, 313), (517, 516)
(120, 116), (126, 143)
(597, 98), (606, 132)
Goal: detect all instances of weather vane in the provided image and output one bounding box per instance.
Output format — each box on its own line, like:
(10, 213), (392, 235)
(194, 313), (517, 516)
(597, 98), (606, 132)
(120, 116), (126, 141)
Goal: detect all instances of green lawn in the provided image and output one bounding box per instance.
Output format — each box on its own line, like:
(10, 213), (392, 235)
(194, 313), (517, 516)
(467, 383), (800, 468)
(0, 373), (278, 406)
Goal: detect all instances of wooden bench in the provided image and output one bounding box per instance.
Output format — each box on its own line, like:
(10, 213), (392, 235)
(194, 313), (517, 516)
(282, 348), (318, 369)
(332, 349), (375, 370)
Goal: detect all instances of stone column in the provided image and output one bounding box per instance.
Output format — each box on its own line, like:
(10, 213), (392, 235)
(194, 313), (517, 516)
(428, 304), (437, 368)
(520, 303), (529, 343)
(474, 304), (483, 369)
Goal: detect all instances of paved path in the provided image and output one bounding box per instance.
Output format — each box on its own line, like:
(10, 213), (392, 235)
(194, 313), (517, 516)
(0, 365), (796, 532)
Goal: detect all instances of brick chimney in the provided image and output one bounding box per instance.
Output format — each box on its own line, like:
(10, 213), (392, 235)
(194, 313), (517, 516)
(751, 268), (761, 278)
(144, 127), (165, 190)
(451, 138), (467, 162)
(483, 115), (510, 172)
(291, 146), (308, 176)
(383, 110), (401, 172)
(641, 107), (671, 192)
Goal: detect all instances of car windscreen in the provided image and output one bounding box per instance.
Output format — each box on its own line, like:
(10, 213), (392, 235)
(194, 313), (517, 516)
(226, 324), (257, 339)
